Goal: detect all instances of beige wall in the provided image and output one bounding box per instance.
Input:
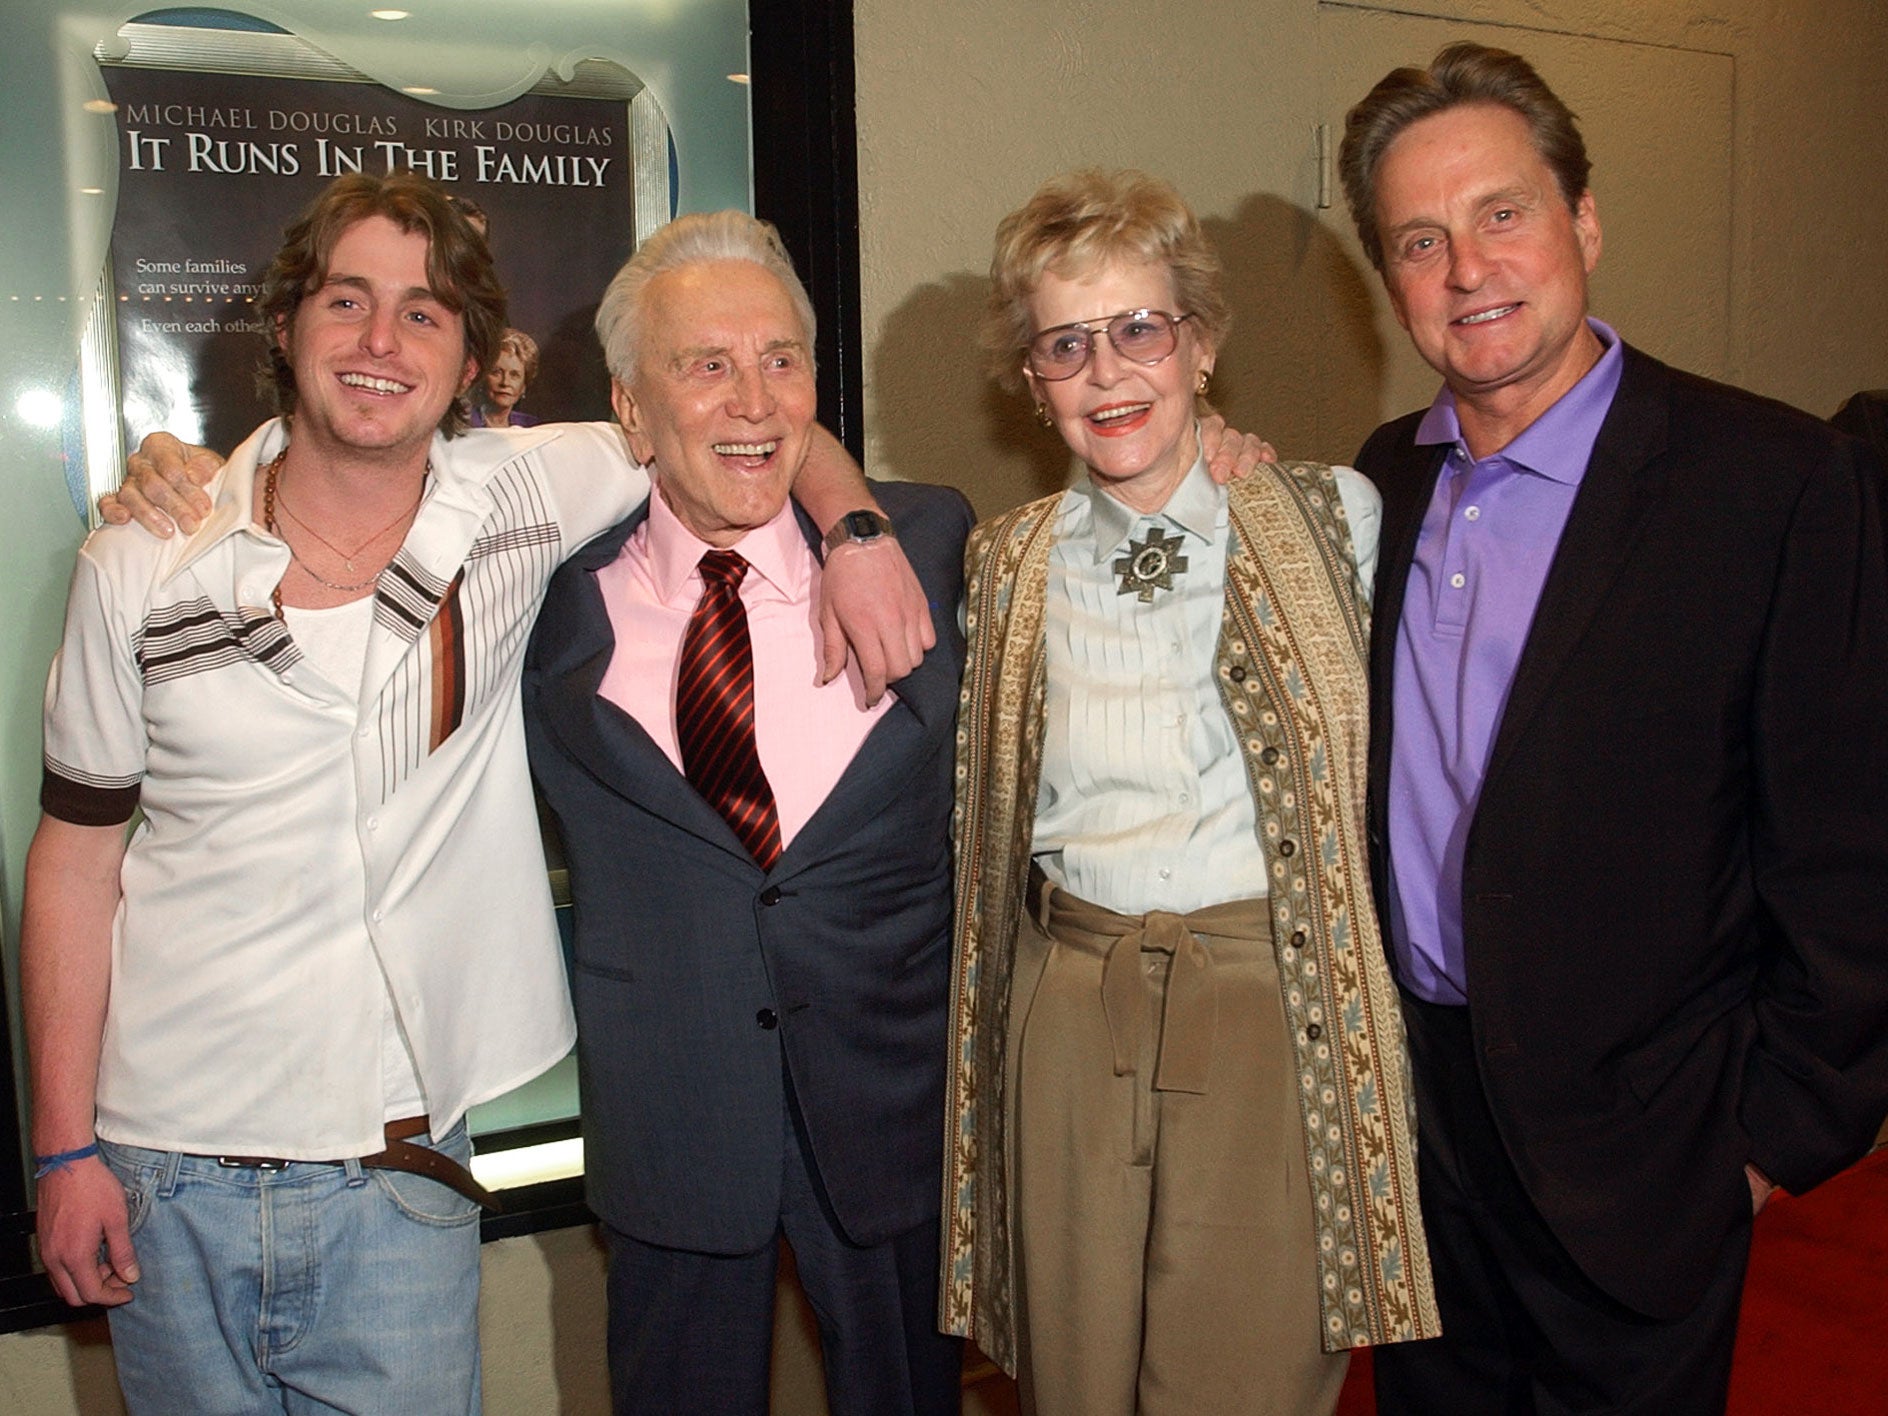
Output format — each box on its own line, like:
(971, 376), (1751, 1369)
(854, 0), (1888, 517)
(7, 2), (1885, 1408)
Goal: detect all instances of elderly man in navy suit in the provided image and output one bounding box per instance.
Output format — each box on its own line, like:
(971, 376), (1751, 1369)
(523, 212), (971, 1416)
(1339, 42), (1888, 1416)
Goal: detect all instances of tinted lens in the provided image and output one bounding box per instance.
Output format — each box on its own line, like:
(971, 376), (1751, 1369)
(1025, 311), (1185, 380)
(1108, 310), (1178, 362)
(1027, 325), (1093, 380)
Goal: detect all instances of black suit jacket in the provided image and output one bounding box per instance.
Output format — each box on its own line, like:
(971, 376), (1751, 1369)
(1360, 344), (1888, 1317)
(523, 480), (972, 1254)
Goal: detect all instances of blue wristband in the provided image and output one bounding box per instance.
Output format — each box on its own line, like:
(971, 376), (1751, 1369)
(33, 1142), (99, 1179)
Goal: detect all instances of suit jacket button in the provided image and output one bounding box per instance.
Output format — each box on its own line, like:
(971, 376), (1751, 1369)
(1229, 665), (1248, 683)
(756, 1008), (779, 1030)
(1306, 1023), (1323, 1041)
(1261, 746), (1280, 765)
(759, 886), (783, 906)
(1279, 838), (1296, 857)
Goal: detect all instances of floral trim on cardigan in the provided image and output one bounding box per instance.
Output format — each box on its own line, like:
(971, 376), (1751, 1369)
(941, 463), (1439, 1371)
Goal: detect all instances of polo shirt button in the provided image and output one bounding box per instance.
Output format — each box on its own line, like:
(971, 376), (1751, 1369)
(759, 886), (782, 906)
(1279, 839), (1296, 857)
(756, 1008), (779, 1030)
(366, 816), (379, 831)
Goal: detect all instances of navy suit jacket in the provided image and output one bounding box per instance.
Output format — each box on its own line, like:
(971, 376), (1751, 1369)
(524, 479), (972, 1254)
(1361, 344), (1888, 1318)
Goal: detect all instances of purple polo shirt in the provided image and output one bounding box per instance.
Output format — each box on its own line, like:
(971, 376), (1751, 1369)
(1386, 319), (1624, 1004)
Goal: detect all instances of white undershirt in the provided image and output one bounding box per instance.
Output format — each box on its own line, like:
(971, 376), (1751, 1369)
(284, 596), (425, 1121)
(285, 595), (373, 696)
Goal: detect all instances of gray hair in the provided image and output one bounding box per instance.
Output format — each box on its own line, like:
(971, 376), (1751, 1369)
(593, 210), (818, 381)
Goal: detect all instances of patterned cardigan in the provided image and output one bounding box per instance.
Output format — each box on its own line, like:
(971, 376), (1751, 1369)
(940, 462), (1440, 1374)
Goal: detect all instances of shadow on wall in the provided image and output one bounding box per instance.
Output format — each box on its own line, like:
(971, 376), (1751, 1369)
(869, 270), (1072, 521)
(542, 1224), (611, 1413)
(867, 192), (1387, 520)
(70, 1321), (124, 1412)
(1200, 191), (1386, 466)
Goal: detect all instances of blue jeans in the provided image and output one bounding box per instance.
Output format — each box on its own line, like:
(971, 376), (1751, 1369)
(100, 1123), (482, 1415)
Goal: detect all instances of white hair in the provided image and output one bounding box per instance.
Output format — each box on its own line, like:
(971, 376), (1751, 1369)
(593, 210), (818, 381)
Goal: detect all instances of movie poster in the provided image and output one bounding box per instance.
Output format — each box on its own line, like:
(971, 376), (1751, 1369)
(100, 57), (641, 454)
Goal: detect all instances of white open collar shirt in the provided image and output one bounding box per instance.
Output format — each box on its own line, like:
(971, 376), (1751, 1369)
(41, 417), (648, 1158)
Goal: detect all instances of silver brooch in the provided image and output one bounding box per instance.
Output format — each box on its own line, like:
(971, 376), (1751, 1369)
(1114, 527), (1188, 602)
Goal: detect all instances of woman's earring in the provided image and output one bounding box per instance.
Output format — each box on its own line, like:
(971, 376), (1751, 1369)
(1034, 401), (1054, 428)
(1196, 369), (1212, 397)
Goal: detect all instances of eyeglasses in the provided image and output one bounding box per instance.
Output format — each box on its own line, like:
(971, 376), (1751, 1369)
(1023, 309), (1195, 381)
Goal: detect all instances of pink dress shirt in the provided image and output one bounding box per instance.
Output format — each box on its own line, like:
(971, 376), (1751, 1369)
(595, 486), (892, 850)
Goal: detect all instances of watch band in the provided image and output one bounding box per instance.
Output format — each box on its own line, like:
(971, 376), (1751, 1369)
(823, 509), (896, 554)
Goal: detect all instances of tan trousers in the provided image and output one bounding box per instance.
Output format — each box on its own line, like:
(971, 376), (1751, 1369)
(1009, 868), (1348, 1416)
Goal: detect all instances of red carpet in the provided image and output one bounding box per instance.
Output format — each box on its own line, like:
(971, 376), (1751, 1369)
(1333, 1147), (1888, 1414)
(1726, 1146), (1888, 1412)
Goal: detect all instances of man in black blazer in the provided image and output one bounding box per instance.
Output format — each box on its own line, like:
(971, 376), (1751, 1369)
(524, 213), (970, 1416)
(1338, 42), (1888, 1414)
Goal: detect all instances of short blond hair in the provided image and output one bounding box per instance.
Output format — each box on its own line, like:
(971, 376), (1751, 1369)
(495, 327), (539, 382)
(984, 169), (1228, 394)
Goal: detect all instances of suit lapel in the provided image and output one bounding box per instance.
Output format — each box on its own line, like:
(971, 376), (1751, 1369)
(776, 627), (956, 878)
(1368, 432), (1449, 832)
(532, 504), (756, 861)
(1481, 346), (1672, 790)
(538, 495), (962, 879)
(1370, 444), (1447, 691)
(770, 504), (959, 879)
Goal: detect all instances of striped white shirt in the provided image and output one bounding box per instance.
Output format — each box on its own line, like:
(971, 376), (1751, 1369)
(41, 417), (648, 1158)
(1032, 453), (1379, 914)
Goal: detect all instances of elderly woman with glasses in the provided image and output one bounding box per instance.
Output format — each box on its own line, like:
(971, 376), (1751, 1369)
(941, 169), (1438, 1415)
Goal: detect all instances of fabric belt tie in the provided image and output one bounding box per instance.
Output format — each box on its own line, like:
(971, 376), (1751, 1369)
(210, 1115), (501, 1212)
(1028, 864), (1267, 1095)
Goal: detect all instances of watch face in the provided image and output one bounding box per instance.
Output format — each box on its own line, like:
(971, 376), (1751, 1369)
(825, 510), (892, 553)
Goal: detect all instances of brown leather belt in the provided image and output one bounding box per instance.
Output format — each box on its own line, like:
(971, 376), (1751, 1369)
(211, 1115), (502, 1212)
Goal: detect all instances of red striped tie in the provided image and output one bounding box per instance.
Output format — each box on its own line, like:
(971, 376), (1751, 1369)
(676, 550), (782, 868)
